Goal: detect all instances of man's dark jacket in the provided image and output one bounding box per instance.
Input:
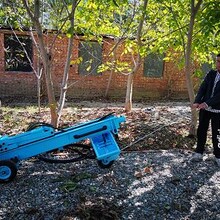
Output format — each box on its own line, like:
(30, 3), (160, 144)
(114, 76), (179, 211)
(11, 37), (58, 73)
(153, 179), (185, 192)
(194, 69), (220, 110)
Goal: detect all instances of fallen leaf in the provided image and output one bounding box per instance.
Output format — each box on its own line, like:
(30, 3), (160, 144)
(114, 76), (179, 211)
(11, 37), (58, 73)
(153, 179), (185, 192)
(143, 166), (153, 173)
(134, 171), (143, 178)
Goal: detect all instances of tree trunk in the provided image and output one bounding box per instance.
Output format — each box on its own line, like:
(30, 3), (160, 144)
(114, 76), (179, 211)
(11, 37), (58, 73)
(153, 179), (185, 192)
(125, 73), (133, 112)
(105, 71), (113, 98)
(105, 38), (119, 98)
(22, 0), (58, 127)
(36, 31), (58, 126)
(185, 0), (203, 136)
(124, 0), (148, 112)
(57, 35), (74, 123)
(37, 67), (42, 113)
(57, 1), (77, 125)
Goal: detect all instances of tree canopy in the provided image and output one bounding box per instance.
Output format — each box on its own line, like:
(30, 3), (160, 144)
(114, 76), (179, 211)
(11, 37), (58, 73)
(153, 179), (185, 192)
(1, 0), (219, 65)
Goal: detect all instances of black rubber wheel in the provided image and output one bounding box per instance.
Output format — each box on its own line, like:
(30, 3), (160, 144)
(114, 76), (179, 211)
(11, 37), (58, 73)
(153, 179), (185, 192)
(26, 122), (55, 131)
(0, 160), (17, 183)
(97, 159), (114, 169)
(98, 112), (114, 121)
(38, 143), (95, 163)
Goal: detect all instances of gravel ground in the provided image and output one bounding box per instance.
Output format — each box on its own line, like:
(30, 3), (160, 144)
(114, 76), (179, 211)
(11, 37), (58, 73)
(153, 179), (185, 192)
(0, 149), (220, 220)
(0, 101), (220, 219)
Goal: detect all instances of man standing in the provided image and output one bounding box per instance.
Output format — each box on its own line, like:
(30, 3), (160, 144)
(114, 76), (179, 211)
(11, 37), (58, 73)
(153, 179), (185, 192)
(191, 53), (220, 167)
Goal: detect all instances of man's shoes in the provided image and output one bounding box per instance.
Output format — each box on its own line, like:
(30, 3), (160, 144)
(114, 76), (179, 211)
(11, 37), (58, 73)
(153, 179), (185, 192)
(215, 158), (220, 167)
(190, 152), (203, 162)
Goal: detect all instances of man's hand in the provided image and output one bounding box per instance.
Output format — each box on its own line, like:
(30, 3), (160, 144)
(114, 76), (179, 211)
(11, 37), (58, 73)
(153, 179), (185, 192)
(192, 102), (208, 110)
(198, 102), (208, 109)
(192, 103), (199, 109)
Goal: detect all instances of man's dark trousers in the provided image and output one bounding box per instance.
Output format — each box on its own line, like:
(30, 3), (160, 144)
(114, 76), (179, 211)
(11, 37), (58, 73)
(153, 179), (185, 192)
(196, 109), (220, 158)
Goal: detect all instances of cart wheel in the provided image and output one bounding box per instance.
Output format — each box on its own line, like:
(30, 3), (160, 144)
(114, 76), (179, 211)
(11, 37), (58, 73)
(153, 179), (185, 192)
(97, 159), (114, 169)
(38, 143), (95, 163)
(0, 160), (17, 183)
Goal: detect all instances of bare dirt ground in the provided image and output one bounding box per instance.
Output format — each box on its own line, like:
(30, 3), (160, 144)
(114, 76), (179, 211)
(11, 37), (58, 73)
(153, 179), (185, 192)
(60, 100), (198, 152)
(0, 100), (199, 152)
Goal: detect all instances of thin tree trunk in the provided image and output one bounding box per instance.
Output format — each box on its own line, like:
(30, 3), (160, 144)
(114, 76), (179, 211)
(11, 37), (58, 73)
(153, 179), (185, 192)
(105, 71), (113, 98)
(22, 0), (58, 126)
(44, 60), (58, 126)
(37, 67), (42, 113)
(185, 0), (203, 136)
(105, 38), (119, 97)
(57, 35), (74, 122)
(125, 73), (134, 112)
(57, 0), (77, 125)
(124, 0), (148, 112)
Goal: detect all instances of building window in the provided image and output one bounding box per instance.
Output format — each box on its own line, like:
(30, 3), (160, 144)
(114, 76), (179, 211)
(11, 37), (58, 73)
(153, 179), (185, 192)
(4, 34), (33, 72)
(78, 41), (102, 75)
(143, 53), (164, 78)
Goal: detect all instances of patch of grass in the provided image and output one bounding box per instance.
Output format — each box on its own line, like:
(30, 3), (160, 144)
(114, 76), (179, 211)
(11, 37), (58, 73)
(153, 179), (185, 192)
(58, 172), (95, 192)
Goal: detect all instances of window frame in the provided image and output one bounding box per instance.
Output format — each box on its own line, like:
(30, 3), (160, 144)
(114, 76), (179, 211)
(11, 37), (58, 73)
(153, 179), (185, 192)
(143, 53), (165, 78)
(4, 34), (33, 73)
(78, 40), (102, 76)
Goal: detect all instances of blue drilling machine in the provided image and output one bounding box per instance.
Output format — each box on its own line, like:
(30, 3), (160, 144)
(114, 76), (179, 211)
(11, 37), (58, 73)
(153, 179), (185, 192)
(0, 113), (126, 183)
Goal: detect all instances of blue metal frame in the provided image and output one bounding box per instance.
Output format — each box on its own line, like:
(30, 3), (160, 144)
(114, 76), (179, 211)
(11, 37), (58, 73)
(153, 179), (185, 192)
(0, 114), (126, 180)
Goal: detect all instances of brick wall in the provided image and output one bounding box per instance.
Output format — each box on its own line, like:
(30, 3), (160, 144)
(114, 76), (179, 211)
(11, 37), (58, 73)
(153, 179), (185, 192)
(0, 31), (38, 99)
(0, 29), (196, 102)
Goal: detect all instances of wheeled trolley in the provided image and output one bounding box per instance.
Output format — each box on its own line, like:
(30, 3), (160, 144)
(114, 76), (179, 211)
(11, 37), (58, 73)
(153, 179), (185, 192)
(0, 113), (126, 183)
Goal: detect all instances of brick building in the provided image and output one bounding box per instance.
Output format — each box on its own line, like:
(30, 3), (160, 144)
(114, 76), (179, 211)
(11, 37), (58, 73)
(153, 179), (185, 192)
(0, 29), (198, 102)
